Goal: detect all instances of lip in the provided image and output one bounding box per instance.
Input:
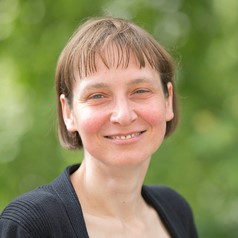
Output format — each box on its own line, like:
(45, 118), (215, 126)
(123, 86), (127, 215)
(104, 130), (146, 141)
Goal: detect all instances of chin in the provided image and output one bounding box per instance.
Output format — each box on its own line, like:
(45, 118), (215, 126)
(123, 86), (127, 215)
(103, 152), (153, 168)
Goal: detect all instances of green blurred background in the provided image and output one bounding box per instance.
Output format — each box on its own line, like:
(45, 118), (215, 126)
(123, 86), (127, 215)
(0, 0), (237, 237)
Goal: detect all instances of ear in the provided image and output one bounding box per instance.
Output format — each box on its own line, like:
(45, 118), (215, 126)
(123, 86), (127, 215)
(60, 94), (77, 132)
(165, 82), (174, 122)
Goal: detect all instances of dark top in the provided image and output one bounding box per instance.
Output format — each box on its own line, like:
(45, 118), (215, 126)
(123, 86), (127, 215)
(0, 164), (198, 237)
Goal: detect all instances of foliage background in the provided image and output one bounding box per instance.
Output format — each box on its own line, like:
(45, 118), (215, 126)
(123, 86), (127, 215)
(0, 0), (237, 237)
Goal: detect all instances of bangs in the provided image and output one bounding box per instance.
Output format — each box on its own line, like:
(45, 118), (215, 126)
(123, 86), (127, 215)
(70, 22), (165, 79)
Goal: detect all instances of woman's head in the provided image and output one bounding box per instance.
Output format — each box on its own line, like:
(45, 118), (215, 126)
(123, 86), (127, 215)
(55, 16), (179, 149)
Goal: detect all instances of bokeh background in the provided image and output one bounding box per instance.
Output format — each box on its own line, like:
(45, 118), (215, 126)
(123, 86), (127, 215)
(0, 0), (237, 237)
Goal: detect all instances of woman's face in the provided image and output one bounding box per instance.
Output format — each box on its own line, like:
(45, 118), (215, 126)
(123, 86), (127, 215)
(61, 55), (174, 167)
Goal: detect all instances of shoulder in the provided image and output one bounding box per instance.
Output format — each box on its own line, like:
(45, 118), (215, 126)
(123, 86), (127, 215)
(143, 185), (198, 237)
(143, 185), (193, 215)
(0, 185), (63, 237)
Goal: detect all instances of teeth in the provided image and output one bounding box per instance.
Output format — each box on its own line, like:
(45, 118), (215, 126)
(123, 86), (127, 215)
(112, 132), (140, 140)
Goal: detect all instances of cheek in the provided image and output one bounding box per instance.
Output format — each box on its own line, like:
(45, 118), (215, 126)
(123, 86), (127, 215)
(141, 102), (167, 126)
(75, 109), (106, 136)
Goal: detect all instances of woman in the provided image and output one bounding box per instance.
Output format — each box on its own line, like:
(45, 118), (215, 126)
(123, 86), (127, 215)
(0, 16), (198, 237)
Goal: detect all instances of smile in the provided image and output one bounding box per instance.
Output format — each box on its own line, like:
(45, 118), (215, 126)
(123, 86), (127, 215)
(106, 131), (145, 140)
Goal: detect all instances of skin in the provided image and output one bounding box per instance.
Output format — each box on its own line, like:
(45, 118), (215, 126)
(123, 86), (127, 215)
(60, 52), (174, 237)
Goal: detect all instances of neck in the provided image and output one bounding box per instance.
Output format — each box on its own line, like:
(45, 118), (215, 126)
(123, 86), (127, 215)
(71, 155), (151, 219)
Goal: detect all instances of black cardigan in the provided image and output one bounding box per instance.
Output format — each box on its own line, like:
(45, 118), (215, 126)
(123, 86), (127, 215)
(0, 164), (198, 237)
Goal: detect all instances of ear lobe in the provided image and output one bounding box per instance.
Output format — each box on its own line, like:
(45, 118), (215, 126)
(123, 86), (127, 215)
(60, 94), (77, 132)
(165, 82), (174, 121)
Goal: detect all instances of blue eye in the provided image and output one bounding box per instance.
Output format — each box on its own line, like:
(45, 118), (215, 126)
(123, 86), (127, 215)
(135, 89), (149, 94)
(90, 94), (104, 99)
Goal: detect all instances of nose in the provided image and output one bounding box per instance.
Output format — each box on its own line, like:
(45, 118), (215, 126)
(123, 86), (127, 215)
(110, 98), (137, 126)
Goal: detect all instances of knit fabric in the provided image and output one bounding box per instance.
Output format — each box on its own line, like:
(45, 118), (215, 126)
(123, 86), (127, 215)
(0, 164), (198, 237)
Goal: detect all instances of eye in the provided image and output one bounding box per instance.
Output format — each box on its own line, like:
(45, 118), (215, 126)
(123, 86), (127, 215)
(134, 89), (150, 94)
(89, 93), (105, 100)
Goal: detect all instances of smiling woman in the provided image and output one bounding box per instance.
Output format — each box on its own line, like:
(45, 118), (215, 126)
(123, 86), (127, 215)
(0, 16), (198, 238)
(60, 53), (174, 167)
(56, 16), (179, 150)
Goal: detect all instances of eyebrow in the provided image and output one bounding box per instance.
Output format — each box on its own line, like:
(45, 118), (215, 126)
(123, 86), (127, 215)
(82, 82), (109, 92)
(128, 77), (155, 85)
(82, 77), (155, 91)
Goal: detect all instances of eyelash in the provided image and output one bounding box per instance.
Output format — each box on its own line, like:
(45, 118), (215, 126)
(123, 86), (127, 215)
(87, 88), (150, 101)
(133, 89), (150, 94)
(89, 94), (104, 99)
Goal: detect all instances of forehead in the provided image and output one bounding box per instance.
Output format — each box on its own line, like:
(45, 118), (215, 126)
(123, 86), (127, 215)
(72, 54), (161, 92)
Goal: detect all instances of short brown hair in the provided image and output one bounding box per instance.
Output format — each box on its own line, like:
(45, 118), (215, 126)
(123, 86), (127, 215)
(55, 16), (179, 149)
